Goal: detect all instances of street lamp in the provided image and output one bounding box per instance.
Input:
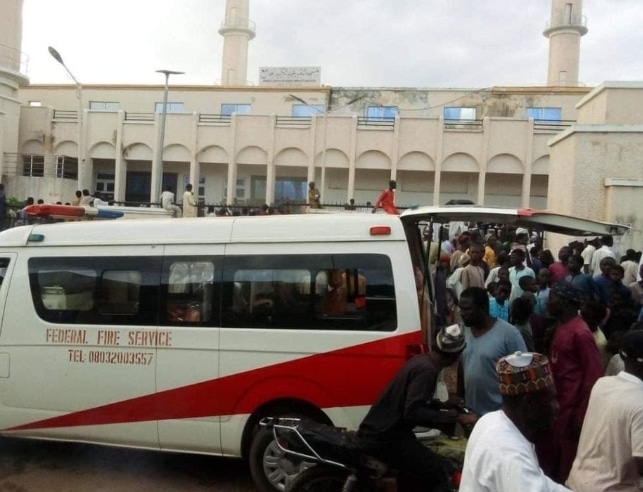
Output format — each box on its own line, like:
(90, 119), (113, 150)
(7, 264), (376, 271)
(152, 69), (184, 203)
(48, 46), (85, 189)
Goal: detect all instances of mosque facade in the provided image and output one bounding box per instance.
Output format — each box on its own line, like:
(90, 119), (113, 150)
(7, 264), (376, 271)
(0, 0), (641, 248)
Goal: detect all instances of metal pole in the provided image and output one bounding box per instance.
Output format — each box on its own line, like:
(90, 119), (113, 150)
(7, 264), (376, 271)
(48, 47), (84, 190)
(320, 113), (328, 205)
(76, 82), (84, 190)
(152, 69), (183, 204)
(153, 73), (170, 204)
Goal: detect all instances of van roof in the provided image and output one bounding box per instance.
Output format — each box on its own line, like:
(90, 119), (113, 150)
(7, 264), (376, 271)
(0, 214), (407, 247)
(400, 206), (629, 237)
(0, 206), (626, 248)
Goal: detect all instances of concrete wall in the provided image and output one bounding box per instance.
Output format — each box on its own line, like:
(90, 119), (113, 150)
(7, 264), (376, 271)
(548, 82), (643, 252)
(20, 86), (329, 116)
(9, 84), (589, 209)
(14, 111), (562, 208)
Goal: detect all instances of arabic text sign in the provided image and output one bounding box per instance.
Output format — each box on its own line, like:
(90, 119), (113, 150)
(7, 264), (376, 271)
(259, 66), (321, 86)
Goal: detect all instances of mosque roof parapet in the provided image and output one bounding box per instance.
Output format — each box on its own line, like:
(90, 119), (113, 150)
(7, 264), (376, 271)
(576, 81), (643, 109)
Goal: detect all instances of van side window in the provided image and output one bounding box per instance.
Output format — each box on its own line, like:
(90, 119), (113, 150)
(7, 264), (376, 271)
(98, 270), (141, 316)
(162, 259), (216, 325)
(315, 268), (367, 318)
(230, 268), (310, 327)
(28, 257), (160, 325)
(222, 254), (396, 331)
(0, 258), (10, 287)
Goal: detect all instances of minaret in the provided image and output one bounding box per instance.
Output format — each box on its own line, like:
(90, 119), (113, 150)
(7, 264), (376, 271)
(218, 0), (255, 86)
(543, 0), (588, 86)
(0, 0), (29, 88)
(0, 0), (29, 179)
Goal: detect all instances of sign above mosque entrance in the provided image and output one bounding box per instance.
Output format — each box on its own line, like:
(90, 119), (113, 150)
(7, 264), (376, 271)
(259, 66), (321, 86)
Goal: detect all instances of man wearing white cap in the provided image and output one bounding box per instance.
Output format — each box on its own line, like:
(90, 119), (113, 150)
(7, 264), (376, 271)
(460, 351), (570, 491)
(357, 324), (477, 492)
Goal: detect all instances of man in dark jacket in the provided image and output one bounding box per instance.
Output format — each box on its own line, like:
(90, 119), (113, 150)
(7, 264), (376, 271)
(357, 324), (477, 492)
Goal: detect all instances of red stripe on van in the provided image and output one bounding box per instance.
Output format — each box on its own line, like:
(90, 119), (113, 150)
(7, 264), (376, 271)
(7, 331), (421, 431)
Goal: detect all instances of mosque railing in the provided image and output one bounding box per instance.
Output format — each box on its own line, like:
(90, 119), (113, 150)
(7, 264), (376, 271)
(545, 14), (587, 30)
(357, 116), (396, 128)
(43, 109), (576, 135)
(124, 112), (155, 122)
(276, 116), (312, 127)
(533, 119), (574, 133)
(199, 114), (232, 125)
(219, 17), (256, 34)
(53, 110), (78, 121)
(0, 43), (29, 73)
(443, 119), (484, 131)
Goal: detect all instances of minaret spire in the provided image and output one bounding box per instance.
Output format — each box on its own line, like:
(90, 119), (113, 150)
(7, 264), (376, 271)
(544, 0), (588, 86)
(0, 0), (29, 180)
(219, 0), (255, 86)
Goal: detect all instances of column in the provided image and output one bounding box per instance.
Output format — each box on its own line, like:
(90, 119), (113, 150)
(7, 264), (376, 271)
(433, 116), (445, 205)
(114, 110), (126, 202)
(225, 114), (238, 205)
(477, 117), (490, 204)
(265, 114), (277, 205)
(522, 120), (535, 207)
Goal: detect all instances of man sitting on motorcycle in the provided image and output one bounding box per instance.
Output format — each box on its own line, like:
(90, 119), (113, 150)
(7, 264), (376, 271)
(356, 324), (478, 492)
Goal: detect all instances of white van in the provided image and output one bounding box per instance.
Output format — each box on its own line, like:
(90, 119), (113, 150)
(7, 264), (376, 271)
(0, 207), (627, 491)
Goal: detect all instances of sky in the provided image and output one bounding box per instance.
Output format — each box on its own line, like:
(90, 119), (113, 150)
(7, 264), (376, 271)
(19, 0), (643, 89)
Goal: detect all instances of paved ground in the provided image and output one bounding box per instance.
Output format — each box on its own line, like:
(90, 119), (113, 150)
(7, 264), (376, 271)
(0, 437), (256, 492)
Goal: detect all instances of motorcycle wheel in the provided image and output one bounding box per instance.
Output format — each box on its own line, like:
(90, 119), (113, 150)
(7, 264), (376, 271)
(286, 465), (354, 492)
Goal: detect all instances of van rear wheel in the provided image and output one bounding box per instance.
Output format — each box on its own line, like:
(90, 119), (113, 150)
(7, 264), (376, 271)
(249, 423), (312, 492)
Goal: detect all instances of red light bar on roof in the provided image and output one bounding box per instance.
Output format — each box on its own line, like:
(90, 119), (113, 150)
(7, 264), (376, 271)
(370, 226), (391, 236)
(517, 208), (536, 217)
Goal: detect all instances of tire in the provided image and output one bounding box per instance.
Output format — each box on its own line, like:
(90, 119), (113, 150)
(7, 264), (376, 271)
(249, 423), (314, 492)
(286, 465), (351, 492)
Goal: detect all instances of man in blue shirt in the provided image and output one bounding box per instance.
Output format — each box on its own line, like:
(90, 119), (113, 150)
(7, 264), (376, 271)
(458, 287), (527, 416)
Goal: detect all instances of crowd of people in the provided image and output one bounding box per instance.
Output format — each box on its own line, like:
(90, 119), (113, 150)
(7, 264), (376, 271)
(434, 228), (642, 353)
(418, 225), (643, 490)
(347, 221), (642, 491)
(4, 178), (375, 225)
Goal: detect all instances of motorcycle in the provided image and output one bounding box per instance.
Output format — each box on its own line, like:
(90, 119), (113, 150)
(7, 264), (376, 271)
(260, 416), (467, 492)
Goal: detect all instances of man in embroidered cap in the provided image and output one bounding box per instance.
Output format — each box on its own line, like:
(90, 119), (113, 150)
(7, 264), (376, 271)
(567, 329), (643, 491)
(460, 352), (570, 491)
(536, 281), (603, 484)
(357, 324), (477, 492)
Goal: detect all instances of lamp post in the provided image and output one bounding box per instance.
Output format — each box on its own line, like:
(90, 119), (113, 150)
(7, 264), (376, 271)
(48, 46), (85, 190)
(152, 69), (184, 203)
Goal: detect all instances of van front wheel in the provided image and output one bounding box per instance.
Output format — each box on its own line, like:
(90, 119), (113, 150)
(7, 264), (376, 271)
(249, 425), (312, 492)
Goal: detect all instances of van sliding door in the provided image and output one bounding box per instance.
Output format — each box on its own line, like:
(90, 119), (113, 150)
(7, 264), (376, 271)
(156, 245), (224, 454)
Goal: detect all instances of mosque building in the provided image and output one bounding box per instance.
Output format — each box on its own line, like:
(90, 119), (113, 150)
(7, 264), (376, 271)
(0, 0), (641, 248)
